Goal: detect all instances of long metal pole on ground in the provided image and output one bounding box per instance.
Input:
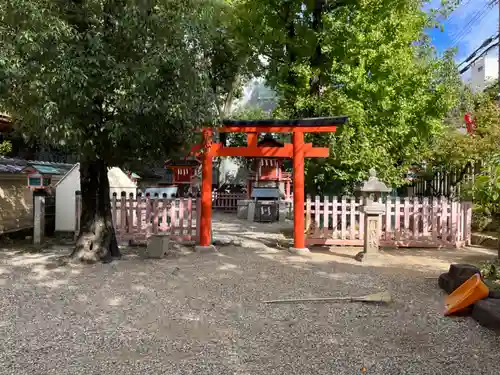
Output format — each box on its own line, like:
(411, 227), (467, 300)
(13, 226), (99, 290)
(292, 131), (306, 249)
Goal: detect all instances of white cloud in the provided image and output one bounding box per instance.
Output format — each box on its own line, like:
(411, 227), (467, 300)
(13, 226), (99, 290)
(422, 0), (442, 13)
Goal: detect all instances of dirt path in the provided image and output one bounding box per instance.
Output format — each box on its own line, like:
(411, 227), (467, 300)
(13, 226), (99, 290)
(212, 212), (498, 275)
(0, 214), (498, 374)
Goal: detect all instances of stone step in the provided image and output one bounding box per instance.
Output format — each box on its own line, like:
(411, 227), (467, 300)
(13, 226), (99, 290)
(472, 298), (500, 331)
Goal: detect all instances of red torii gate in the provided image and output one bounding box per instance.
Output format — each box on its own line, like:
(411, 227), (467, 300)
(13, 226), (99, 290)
(196, 117), (348, 252)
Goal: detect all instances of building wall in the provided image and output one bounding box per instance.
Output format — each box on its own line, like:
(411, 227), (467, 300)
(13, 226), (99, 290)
(0, 174), (33, 234)
(55, 167), (79, 232)
(484, 55), (497, 88)
(55, 165), (137, 232)
(108, 167), (137, 198)
(469, 55), (498, 92)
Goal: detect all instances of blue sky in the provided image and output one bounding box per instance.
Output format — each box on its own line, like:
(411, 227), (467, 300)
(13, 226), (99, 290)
(425, 0), (498, 66)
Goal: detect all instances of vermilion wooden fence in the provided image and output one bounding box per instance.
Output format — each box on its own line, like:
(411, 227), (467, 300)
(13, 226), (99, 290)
(74, 192), (473, 249)
(75, 193), (199, 243)
(212, 192), (246, 212)
(305, 195), (472, 248)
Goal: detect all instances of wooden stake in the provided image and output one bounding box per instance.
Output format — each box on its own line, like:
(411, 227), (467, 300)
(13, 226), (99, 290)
(263, 291), (392, 304)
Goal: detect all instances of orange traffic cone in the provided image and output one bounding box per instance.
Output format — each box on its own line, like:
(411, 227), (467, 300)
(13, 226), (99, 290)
(444, 273), (489, 316)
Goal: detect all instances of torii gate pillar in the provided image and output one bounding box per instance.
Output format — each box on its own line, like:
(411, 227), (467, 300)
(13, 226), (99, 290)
(291, 131), (307, 252)
(193, 117), (348, 253)
(195, 128), (216, 252)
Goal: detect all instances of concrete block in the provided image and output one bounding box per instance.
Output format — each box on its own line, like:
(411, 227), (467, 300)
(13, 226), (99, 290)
(247, 201), (256, 221)
(448, 264), (480, 279)
(472, 298), (500, 331)
(237, 200), (250, 219)
(194, 245), (217, 253)
(354, 251), (389, 263)
(278, 202), (288, 222)
(289, 247), (310, 255)
(146, 234), (170, 258)
(439, 272), (476, 295)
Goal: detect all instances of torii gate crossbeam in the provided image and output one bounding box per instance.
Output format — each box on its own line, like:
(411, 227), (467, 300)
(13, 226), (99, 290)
(195, 116), (348, 253)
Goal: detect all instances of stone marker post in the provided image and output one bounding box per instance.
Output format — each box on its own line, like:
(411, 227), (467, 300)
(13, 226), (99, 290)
(33, 189), (46, 245)
(278, 201), (287, 222)
(247, 201), (256, 222)
(356, 169), (392, 262)
(75, 191), (82, 241)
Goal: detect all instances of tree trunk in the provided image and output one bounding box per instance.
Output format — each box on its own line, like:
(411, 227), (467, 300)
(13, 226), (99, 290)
(72, 159), (120, 263)
(309, 0), (325, 98)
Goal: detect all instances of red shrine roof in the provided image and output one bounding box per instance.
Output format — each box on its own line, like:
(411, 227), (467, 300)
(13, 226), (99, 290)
(257, 134), (284, 148)
(164, 159), (199, 168)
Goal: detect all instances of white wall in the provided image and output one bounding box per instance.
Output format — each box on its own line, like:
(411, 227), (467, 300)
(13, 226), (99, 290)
(469, 56), (486, 92)
(55, 166), (80, 232)
(484, 55), (498, 87)
(469, 55), (498, 92)
(108, 167), (137, 199)
(55, 165), (137, 232)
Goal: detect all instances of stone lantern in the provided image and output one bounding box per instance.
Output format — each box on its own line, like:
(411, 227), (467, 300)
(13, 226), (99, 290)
(356, 169), (392, 262)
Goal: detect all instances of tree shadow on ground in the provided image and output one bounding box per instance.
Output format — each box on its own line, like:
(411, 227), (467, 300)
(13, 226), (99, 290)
(0, 244), (79, 289)
(217, 229), (498, 275)
(211, 213), (500, 273)
(2, 233), (500, 374)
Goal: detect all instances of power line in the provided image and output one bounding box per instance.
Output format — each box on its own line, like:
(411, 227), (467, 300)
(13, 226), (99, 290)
(450, 1), (496, 41)
(436, 0), (473, 24)
(459, 41), (499, 74)
(445, 0), (474, 25)
(457, 33), (499, 67)
(449, 3), (489, 44)
(450, 1), (497, 48)
(450, 0), (497, 48)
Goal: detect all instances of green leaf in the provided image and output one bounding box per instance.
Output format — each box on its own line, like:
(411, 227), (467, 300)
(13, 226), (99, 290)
(0, 0), (236, 167)
(234, 0), (463, 192)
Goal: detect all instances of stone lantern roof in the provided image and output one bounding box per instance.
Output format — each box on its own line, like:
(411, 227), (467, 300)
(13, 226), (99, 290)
(359, 169), (391, 194)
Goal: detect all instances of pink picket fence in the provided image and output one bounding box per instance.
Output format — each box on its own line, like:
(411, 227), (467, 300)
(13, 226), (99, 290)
(305, 195), (472, 248)
(75, 194), (199, 243)
(212, 192), (246, 212)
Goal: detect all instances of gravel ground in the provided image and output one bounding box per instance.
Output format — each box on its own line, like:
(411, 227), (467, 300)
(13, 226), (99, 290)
(0, 217), (499, 374)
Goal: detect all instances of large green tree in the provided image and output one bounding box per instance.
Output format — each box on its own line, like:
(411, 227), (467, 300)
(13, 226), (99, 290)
(0, 0), (228, 262)
(235, 0), (462, 194)
(420, 88), (500, 197)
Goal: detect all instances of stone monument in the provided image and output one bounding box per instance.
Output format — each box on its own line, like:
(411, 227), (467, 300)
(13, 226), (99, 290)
(356, 169), (392, 262)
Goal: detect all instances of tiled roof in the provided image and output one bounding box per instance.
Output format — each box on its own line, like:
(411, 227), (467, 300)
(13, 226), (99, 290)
(0, 157), (74, 175)
(251, 187), (284, 199)
(0, 164), (24, 173)
(31, 164), (63, 175)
